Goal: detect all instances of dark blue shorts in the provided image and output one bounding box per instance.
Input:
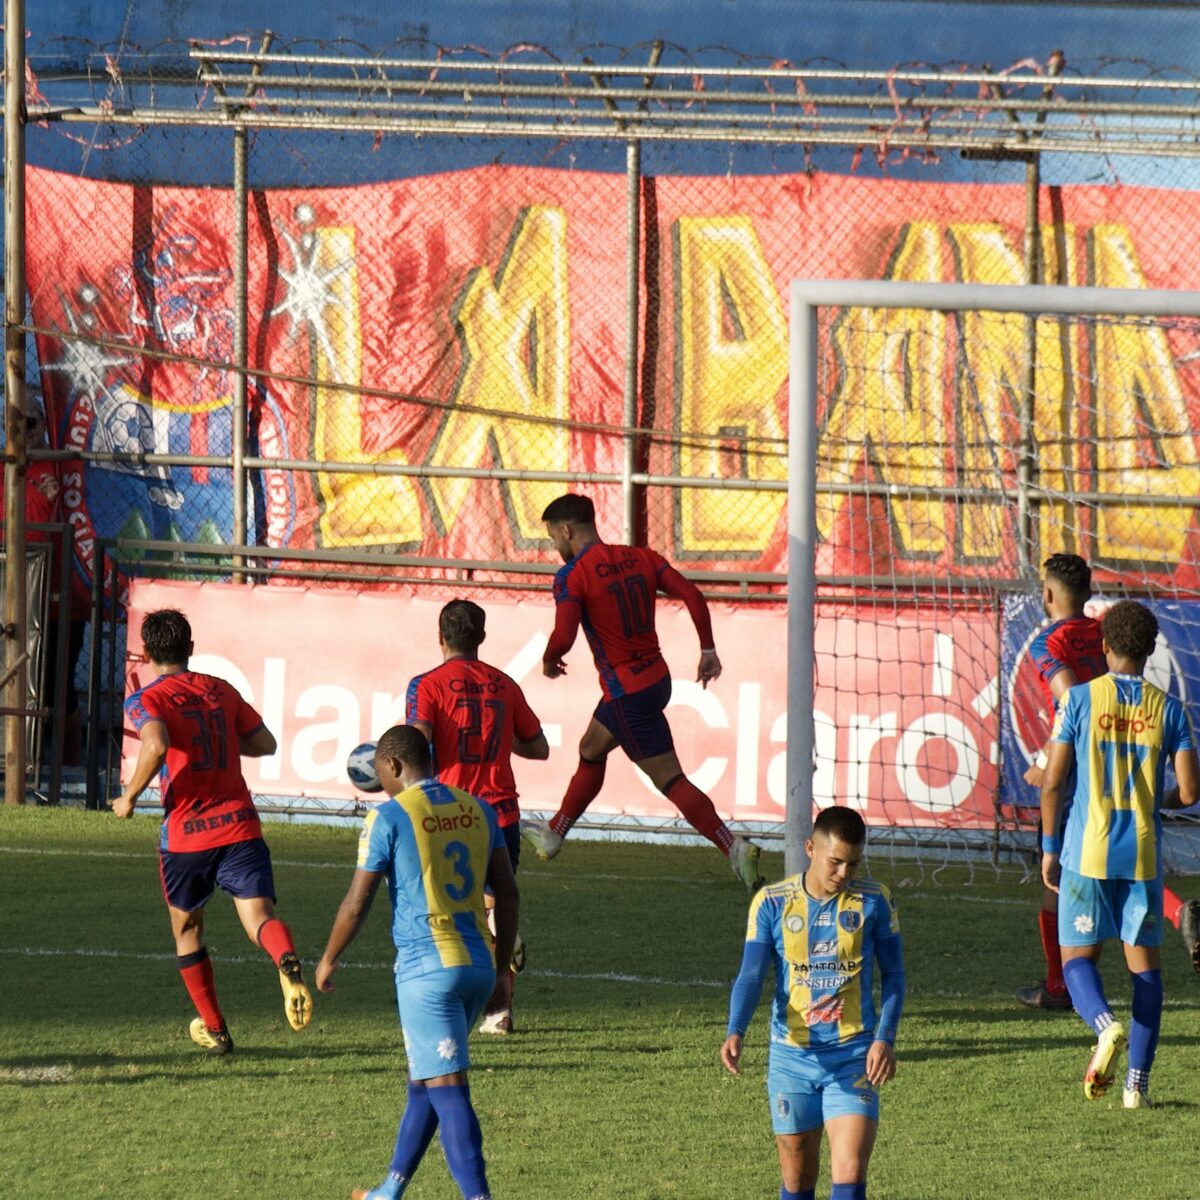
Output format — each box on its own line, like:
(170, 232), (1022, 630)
(158, 837), (277, 912)
(501, 821), (521, 872)
(594, 675), (675, 762)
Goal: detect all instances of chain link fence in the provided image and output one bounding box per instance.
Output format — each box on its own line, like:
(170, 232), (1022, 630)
(9, 36), (1200, 845)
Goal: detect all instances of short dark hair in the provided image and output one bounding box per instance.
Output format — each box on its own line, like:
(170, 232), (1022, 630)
(140, 609), (192, 666)
(1102, 600), (1159, 662)
(812, 805), (867, 846)
(439, 599), (486, 653)
(542, 493), (595, 526)
(1043, 553), (1092, 602)
(376, 724), (432, 773)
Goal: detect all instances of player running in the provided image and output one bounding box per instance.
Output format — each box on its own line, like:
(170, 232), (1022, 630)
(111, 608), (312, 1054)
(522, 492), (764, 891)
(406, 598), (548, 1035)
(722, 806), (905, 1200)
(1041, 601), (1199, 1107)
(316, 725), (518, 1200)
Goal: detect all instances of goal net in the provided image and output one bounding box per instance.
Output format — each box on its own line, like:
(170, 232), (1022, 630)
(786, 281), (1200, 880)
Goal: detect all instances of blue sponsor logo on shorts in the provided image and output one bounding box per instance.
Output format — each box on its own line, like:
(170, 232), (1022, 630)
(776, 1096), (790, 1118)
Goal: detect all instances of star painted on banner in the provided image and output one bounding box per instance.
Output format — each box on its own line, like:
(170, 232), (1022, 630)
(43, 290), (135, 402)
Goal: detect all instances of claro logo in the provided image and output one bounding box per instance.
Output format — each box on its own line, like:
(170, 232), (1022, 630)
(422, 805), (479, 834)
(1097, 712), (1156, 734)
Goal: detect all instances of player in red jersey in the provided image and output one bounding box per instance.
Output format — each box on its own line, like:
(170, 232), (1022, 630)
(1016, 556), (1200, 1009)
(111, 608), (312, 1053)
(522, 493), (764, 891)
(406, 598), (548, 1035)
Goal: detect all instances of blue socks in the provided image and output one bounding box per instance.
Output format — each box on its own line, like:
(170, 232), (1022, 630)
(1062, 957), (1114, 1034)
(427, 1083), (490, 1200)
(780, 1188), (815, 1200)
(831, 1185), (867, 1200)
(388, 1081), (439, 1182)
(1127, 968), (1162, 1089)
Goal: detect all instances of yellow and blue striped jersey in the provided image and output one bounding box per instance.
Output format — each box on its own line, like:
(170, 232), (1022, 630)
(1052, 673), (1193, 881)
(357, 778), (503, 981)
(737, 875), (903, 1050)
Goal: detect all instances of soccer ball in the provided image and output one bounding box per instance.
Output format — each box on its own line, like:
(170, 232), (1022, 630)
(346, 741), (382, 793)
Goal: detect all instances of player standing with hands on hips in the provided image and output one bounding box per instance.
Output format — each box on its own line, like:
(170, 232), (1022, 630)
(316, 726), (518, 1200)
(722, 806), (905, 1200)
(522, 493), (764, 891)
(112, 608), (313, 1054)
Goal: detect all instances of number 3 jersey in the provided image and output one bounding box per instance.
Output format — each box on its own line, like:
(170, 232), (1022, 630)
(357, 779), (503, 982)
(733, 876), (905, 1052)
(124, 670), (267, 853)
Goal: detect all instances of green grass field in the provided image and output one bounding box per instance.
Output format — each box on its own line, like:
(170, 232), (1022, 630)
(2, 806), (1198, 1200)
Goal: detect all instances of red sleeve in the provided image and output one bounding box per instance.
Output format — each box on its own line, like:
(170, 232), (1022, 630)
(544, 597), (582, 664)
(657, 564), (715, 650)
(511, 684), (542, 742)
(234, 691), (266, 738)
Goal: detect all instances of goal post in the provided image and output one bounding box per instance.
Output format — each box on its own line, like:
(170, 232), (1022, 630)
(787, 280), (1200, 879)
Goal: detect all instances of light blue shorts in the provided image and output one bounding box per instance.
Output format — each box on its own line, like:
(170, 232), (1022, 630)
(394, 965), (495, 1081)
(766, 1039), (879, 1134)
(1057, 867), (1163, 948)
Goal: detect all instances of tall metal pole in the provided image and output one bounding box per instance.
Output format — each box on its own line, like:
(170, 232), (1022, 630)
(621, 139), (640, 545)
(786, 294), (819, 877)
(1016, 151), (1040, 577)
(4, 0), (29, 805)
(232, 124), (249, 574)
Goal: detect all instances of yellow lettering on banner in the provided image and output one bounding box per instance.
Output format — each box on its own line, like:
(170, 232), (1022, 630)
(946, 223), (1078, 560)
(819, 223), (946, 557)
(311, 227), (424, 547)
(1089, 225), (1200, 566)
(673, 216), (788, 557)
(427, 206), (571, 543)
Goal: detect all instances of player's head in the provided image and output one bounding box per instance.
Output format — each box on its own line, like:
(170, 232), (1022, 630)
(439, 599), (486, 654)
(1101, 600), (1159, 669)
(375, 724), (433, 794)
(139, 608), (193, 668)
(805, 806), (866, 898)
(542, 493), (596, 562)
(1042, 553), (1092, 616)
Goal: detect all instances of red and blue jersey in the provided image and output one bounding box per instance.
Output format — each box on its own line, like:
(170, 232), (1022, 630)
(124, 670), (266, 853)
(547, 542), (713, 701)
(1029, 615), (1106, 721)
(405, 658), (542, 828)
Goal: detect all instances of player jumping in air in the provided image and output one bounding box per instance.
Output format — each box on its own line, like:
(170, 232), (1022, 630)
(521, 493), (765, 891)
(1019, 556), (1200, 1011)
(722, 806), (905, 1200)
(316, 726), (518, 1200)
(112, 608), (312, 1054)
(1041, 601), (1199, 1107)
(407, 598), (548, 1035)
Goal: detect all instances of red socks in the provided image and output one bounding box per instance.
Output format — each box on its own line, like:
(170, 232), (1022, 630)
(1039, 908), (1067, 997)
(256, 918), (297, 968)
(177, 948), (224, 1031)
(665, 776), (734, 853)
(550, 758), (607, 836)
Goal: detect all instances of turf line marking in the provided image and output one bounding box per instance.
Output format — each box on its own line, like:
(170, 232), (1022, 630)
(0, 944), (725, 989)
(0, 846), (1043, 895)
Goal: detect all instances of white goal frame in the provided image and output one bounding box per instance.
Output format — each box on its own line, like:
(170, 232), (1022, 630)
(787, 280), (1200, 878)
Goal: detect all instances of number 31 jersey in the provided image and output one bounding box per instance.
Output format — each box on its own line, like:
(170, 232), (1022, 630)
(357, 778), (503, 982)
(124, 670), (266, 852)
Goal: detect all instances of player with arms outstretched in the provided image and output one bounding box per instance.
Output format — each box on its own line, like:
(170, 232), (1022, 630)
(722, 807), (905, 1200)
(1041, 601), (1199, 1107)
(522, 493), (764, 890)
(316, 726), (518, 1200)
(406, 598), (548, 1034)
(112, 608), (312, 1054)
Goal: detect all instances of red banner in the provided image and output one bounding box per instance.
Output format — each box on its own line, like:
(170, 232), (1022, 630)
(123, 580), (1000, 830)
(27, 165), (1200, 589)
